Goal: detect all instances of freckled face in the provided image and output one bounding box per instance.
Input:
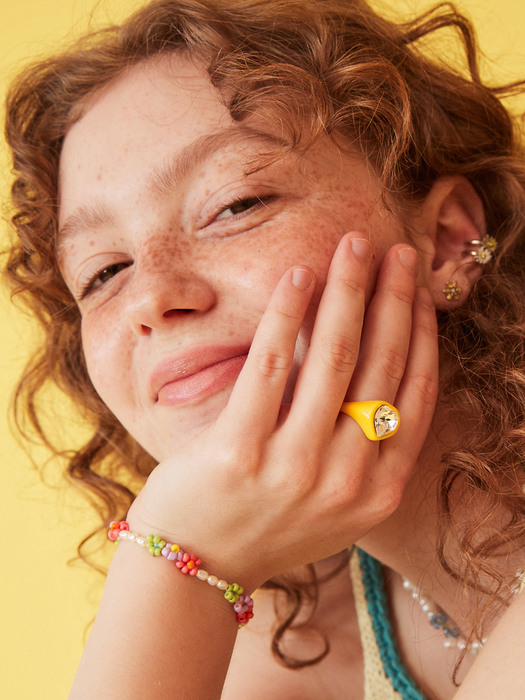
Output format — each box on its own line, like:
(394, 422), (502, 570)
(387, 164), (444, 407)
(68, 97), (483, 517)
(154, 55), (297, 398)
(58, 55), (406, 462)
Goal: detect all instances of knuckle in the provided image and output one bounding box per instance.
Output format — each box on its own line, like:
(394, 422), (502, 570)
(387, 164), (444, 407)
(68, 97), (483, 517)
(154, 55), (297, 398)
(324, 480), (360, 511)
(274, 303), (302, 321)
(340, 276), (366, 298)
(290, 452), (320, 494)
(272, 459), (317, 504)
(254, 347), (291, 378)
(322, 471), (404, 520)
(321, 465), (364, 509)
(387, 286), (414, 306)
(214, 441), (251, 471)
(377, 346), (407, 384)
(408, 372), (438, 407)
(371, 481), (404, 519)
(321, 334), (359, 373)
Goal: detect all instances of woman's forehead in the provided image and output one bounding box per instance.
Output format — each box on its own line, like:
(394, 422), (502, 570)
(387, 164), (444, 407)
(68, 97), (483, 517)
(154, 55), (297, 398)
(58, 56), (232, 216)
(62, 54), (231, 158)
(58, 52), (334, 227)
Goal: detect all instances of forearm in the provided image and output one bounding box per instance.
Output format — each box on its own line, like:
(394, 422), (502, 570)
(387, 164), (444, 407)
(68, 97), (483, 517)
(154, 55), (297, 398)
(69, 540), (238, 699)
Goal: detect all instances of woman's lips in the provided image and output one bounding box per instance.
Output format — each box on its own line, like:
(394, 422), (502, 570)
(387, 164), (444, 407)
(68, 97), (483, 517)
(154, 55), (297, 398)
(151, 346), (249, 406)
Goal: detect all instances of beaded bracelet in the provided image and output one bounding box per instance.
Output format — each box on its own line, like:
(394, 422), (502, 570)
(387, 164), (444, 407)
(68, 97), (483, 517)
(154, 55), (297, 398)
(108, 521), (254, 626)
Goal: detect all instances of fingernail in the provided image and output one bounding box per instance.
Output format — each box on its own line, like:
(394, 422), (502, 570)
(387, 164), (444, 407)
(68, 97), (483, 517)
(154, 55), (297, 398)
(351, 237), (372, 261)
(292, 267), (314, 289)
(415, 286), (434, 309)
(398, 247), (419, 273)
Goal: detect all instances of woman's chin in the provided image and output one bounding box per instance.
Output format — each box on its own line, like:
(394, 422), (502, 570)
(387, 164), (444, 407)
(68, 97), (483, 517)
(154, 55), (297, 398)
(139, 397), (230, 462)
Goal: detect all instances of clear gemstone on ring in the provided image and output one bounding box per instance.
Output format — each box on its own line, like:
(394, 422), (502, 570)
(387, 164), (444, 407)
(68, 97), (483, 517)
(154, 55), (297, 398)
(374, 405), (399, 437)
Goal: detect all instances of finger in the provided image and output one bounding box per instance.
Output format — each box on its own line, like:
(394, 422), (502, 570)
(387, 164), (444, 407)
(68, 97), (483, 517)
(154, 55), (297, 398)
(324, 287), (437, 522)
(218, 265), (315, 441)
(289, 233), (372, 436)
(379, 286), (439, 472)
(347, 244), (419, 404)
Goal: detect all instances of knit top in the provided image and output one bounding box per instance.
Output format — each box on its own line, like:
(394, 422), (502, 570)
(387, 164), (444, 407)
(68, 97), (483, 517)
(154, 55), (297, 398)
(349, 548), (427, 700)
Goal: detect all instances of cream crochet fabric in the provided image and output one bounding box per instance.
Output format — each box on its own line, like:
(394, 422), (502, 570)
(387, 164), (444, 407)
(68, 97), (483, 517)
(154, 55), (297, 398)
(349, 549), (404, 699)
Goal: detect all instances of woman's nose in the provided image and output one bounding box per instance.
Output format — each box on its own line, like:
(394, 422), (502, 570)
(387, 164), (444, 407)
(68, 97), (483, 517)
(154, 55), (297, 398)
(124, 264), (217, 336)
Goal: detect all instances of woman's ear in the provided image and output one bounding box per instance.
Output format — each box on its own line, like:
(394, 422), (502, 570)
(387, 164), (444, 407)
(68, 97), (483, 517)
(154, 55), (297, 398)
(416, 176), (487, 309)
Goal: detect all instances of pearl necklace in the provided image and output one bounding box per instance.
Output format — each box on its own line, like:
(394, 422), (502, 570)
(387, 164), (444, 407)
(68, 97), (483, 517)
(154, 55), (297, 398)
(402, 572), (523, 656)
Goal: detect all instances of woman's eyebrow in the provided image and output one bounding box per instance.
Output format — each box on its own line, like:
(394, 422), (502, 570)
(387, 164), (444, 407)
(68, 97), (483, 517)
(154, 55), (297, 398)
(57, 203), (116, 257)
(150, 125), (285, 198)
(57, 126), (284, 252)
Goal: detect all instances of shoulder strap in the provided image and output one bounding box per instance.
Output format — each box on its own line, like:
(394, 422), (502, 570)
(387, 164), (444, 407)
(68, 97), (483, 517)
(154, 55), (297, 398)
(350, 548), (426, 700)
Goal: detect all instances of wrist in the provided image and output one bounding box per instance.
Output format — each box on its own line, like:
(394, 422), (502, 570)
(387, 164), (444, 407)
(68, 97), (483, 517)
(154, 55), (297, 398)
(126, 496), (266, 593)
(109, 520), (255, 627)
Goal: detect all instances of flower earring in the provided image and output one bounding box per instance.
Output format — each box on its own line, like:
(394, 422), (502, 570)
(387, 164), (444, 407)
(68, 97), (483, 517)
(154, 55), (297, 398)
(464, 235), (498, 264)
(443, 280), (462, 301)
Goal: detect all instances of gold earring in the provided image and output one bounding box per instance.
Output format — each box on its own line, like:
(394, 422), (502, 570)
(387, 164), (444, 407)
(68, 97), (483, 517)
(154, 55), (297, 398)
(443, 280), (462, 301)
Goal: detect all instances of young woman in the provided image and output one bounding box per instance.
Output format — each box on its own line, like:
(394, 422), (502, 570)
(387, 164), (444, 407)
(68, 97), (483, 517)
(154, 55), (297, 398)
(4, 0), (525, 697)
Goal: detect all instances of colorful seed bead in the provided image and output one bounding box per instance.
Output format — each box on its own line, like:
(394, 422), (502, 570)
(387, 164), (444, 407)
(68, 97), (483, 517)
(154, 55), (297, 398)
(108, 520), (129, 541)
(224, 583), (243, 603)
(106, 521), (253, 626)
(233, 594), (254, 626)
(176, 552), (202, 575)
(146, 534), (167, 556)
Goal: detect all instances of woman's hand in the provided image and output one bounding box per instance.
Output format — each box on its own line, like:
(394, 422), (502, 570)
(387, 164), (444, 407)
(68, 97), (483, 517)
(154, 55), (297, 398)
(129, 233), (439, 592)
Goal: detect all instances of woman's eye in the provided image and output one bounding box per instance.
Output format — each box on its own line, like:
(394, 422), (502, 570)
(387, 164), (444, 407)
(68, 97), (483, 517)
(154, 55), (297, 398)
(80, 262), (130, 299)
(215, 196), (267, 221)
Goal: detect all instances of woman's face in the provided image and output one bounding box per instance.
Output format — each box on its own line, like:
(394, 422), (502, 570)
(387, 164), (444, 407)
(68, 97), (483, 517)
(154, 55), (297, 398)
(58, 55), (408, 462)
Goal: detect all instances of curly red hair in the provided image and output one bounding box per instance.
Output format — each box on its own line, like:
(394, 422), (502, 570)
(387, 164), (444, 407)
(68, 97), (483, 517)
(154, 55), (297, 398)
(4, 0), (525, 669)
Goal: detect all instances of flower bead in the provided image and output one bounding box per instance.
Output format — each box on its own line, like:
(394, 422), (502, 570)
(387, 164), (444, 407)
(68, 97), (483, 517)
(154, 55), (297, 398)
(175, 551), (202, 575)
(430, 613), (448, 629)
(233, 594), (254, 626)
(237, 610), (254, 626)
(224, 583), (244, 603)
(146, 534), (167, 556)
(233, 594), (253, 614)
(107, 520), (129, 541)
(161, 543), (181, 560)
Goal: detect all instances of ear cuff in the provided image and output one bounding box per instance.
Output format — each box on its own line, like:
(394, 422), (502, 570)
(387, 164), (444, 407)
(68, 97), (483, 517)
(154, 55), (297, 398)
(464, 235), (498, 265)
(443, 236), (497, 302)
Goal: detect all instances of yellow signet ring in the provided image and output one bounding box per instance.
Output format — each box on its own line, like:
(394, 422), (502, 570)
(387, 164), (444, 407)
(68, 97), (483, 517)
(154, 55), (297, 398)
(340, 401), (400, 441)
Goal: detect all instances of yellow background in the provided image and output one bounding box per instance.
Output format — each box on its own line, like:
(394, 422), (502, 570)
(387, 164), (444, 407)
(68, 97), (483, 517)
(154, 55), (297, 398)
(0, 1), (523, 698)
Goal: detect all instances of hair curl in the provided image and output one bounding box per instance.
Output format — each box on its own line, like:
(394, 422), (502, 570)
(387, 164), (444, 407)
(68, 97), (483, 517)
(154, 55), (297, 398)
(4, 0), (525, 671)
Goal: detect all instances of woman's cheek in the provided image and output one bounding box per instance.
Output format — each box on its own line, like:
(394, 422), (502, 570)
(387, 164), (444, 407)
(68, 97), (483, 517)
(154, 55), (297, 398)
(81, 312), (134, 413)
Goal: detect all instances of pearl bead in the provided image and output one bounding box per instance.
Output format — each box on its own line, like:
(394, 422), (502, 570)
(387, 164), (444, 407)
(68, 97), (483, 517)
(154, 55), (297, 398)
(402, 574), (489, 656)
(196, 569), (209, 581)
(207, 575), (219, 587)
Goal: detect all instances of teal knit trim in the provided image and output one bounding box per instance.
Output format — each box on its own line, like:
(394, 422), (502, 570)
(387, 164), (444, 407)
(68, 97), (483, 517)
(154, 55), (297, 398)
(358, 548), (427, 700)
